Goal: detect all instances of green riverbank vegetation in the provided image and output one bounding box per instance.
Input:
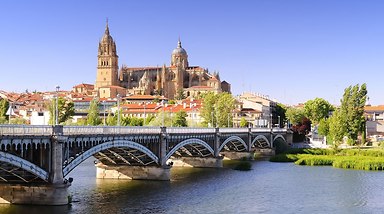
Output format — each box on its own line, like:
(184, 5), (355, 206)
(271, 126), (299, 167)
(270, 148), (384, 170)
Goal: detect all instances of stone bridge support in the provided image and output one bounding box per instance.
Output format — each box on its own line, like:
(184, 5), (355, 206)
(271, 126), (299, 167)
(0, 126), (70, 205)
(96, 163), (171, 181)
(96, 127), (171, 181)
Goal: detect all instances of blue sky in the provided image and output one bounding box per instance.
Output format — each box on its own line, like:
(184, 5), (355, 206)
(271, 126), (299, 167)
(0, 1), (383, 105)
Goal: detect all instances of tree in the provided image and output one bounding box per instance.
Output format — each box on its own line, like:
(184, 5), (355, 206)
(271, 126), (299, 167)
(339, 83), (367, 144)
(239, 117), (247, 127)
(215, 93), (235, 127)
(175, 88), (186, 100)
(317, 118), (329, 136)
(0, 99), (9, 118)
(148, 111), (173, 127)
(275, 103), (287, 127)
(285, 107), (305, 125)
(200, 92), (216, 127)
(327, 109), (346, 145)
(173, 110), (188, 127)
(200, 92), (235, 127)
(0, 99), (9, 123)
(48, 97), (75, 125)
(303, 98), (333, 125)
(86, 99), (101, 125)
(106, 112), (116, 126)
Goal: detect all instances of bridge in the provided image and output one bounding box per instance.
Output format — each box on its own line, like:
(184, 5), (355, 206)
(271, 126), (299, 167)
(0, 125), (291, 205)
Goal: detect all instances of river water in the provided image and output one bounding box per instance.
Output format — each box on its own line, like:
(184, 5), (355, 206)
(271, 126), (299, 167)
(1, 158), (384, 214)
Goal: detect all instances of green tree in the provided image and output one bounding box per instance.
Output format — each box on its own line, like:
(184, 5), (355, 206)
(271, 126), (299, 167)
(340, 83), (367, 144)
(200, 92), (235, 127)
(328, 109), (346, 146)
(0, 99), (9, 123)
(200, 92), (216, 127)
(129, 117), (144, 126)
(148, 111), (173, 127)
(0, 99), (9, 117)
(106, 112), (116, 126)
(303, 98), (333, 125)
(317, 118), (330, 136)
(285, 107), (305, 125)
(173, 110), (188, 127)
(9, 117), (27, 125)
(275, 103), (287, 127)
(239, 117), (247, 127)
(48, 97), (75, 125)
(216, 93), (235, 127)
(175, 88), (186, 100)
(86, 99), (101, 125)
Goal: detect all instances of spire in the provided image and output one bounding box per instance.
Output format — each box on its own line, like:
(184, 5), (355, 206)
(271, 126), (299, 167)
(105, 18), (110, 35)
(177, 37), (182, 48)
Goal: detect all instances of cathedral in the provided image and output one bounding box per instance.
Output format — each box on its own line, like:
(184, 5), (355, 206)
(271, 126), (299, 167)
(95, 22), (231, 99)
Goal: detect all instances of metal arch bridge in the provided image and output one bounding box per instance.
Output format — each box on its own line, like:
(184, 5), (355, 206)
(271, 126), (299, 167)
(0, 125), (291, 184)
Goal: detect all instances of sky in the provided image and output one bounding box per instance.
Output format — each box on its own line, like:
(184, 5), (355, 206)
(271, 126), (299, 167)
(0, 0), (383, 105)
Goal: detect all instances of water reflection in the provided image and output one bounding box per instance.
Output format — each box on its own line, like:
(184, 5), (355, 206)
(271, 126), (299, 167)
(1, 159), (384, 214)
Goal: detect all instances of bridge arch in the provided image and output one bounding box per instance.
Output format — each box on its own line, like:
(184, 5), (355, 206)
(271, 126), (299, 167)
(218, 136), (248, 152)
(0, 151), (49, 182)
(251, 135), (271, 148)
(63, 140), (159, 176)
(273, 134), (286, 143)
(165, 138), (214, 161)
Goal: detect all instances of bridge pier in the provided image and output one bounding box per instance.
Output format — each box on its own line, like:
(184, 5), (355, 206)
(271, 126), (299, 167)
(221, 152), (254, 160)
(0, 183), (70, 205)
(96, 163), (171, 181)
(253, 148), (275, 157)
(170, 157), (223, 168)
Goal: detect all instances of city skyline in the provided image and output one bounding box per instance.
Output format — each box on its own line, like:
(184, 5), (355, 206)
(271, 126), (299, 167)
(1, 1), (384, 105)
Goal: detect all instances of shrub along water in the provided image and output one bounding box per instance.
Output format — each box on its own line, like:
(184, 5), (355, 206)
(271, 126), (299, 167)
(270, 148), (384, 171)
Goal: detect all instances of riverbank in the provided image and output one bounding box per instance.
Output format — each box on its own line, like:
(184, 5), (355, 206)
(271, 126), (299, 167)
(270, 148), (384, 170)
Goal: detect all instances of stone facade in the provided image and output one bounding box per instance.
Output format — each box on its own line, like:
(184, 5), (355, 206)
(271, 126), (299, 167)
(95, 21), (231, 99)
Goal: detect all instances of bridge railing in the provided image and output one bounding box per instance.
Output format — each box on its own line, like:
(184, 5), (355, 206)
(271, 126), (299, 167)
(219, 128), (249, 133)
(63, 126), (162, 135)
(0, 125), (288, 136)
(166, 127), (216, 134)
(0, 125), (53, 135)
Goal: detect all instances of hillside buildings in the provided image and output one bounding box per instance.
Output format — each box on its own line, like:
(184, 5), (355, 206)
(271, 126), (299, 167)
(95, 21), (230, 99)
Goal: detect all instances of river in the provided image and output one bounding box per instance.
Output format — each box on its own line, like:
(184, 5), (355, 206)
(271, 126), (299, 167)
(1, 158), (384, 214)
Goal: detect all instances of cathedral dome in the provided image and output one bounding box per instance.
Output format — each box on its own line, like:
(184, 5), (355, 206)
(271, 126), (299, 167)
(172, 40), (187, 55)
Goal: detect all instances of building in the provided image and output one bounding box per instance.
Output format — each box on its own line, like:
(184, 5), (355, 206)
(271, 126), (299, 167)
(234, 92), (278, 127)
(95, 21), (231, 99)
(365, 105), (384, 136)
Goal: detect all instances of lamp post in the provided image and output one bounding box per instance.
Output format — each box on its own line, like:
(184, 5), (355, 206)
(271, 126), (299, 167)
(162, 100), (165, 127)
(55, 85), (60, 125)
(143, 102), (146, 126)
(270, 113), (273, 129)
(278, 115), (281, 128)
(102, 100), (106, 126)
(117, 94), (121, 126)
(227, 112), (230, 128)
(211, 111), (214, 128)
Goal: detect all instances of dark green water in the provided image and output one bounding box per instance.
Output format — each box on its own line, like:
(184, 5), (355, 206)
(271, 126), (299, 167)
(1, 158), (384, 214)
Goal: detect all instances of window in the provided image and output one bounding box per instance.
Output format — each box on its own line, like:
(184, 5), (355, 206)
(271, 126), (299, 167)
(38, 112), (44, 116)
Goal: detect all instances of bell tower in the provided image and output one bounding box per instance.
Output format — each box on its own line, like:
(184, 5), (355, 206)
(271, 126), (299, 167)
(95, 20), (119, 89)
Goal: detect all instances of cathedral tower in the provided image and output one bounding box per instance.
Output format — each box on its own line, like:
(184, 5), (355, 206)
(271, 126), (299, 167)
(95, 21), (119, 89)
(171, 39), (188, 68)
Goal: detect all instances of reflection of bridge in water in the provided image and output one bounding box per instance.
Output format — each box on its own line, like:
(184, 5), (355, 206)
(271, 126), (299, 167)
(0, 125), (292, 205)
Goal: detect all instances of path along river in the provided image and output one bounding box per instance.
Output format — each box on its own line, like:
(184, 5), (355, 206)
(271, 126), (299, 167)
(1, 158), (384, 214)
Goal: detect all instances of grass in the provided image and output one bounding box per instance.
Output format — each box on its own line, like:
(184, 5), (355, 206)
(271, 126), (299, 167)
(270, 148), (384, 171)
